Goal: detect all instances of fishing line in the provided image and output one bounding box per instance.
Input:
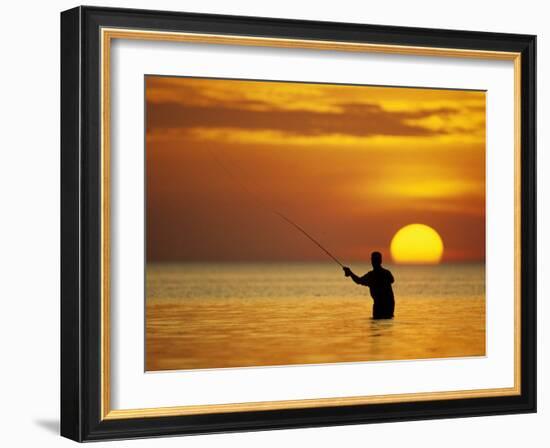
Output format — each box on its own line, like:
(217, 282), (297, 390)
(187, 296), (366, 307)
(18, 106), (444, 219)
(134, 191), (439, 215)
(204, 148), (344, 268)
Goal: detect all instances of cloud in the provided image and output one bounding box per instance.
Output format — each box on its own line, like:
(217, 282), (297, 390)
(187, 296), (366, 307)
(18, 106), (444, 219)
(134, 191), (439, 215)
(147, 127), (485, 149)
(146, 77), (486, 145)
(146, 100), (463, 138)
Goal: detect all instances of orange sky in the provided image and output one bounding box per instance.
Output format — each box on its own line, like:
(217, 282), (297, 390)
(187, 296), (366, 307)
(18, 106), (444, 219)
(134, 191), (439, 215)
(146, 76), (485, 263)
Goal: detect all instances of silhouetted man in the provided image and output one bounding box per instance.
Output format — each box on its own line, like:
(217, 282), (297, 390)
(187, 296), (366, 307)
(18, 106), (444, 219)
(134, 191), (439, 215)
(343, 252), (395, 319)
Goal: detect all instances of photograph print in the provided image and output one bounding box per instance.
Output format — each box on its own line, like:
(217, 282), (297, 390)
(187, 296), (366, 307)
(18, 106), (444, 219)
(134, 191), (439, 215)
(145, 76), (486, 372)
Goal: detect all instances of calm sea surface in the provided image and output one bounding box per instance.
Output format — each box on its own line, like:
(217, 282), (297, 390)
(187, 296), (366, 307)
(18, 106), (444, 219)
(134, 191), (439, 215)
(146, 262), (485, 371)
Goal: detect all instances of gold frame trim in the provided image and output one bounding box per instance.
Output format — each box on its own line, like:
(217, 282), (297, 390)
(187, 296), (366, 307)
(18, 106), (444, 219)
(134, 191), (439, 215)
(100, 28), (522, 420)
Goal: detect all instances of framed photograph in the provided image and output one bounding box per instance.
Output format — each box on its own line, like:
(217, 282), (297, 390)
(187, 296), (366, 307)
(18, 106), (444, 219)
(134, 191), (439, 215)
(61, 6), (536, 441)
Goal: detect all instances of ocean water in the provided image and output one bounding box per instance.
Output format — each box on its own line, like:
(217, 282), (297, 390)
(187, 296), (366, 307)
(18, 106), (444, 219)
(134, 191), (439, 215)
(146, 262), (485, 371)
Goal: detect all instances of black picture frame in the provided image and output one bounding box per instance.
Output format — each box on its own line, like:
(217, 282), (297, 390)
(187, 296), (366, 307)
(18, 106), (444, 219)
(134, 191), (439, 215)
(61, 5), (536, 442)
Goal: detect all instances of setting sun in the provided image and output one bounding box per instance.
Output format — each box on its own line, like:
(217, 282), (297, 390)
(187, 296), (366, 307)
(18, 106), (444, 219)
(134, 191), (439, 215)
(390, 224), (444, 264)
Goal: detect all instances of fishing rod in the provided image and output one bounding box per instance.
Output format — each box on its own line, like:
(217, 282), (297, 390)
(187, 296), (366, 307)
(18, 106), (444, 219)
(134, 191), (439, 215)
(205, 148), (344, 269)
(274, 211), (344, 268)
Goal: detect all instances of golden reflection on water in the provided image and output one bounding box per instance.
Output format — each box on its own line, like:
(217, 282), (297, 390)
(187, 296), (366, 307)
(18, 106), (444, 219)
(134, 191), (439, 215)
(145, 263), (485, 371)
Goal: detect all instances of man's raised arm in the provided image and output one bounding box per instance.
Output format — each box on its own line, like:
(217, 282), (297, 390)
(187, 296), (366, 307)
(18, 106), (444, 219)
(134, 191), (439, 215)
(343, 267), (368, 286)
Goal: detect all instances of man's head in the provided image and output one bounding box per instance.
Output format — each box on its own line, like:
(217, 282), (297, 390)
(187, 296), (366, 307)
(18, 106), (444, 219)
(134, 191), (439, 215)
(371, 251), (382, 268)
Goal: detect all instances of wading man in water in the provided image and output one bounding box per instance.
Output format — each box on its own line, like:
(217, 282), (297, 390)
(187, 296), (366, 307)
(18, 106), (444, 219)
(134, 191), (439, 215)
(343, 251), (395, 319)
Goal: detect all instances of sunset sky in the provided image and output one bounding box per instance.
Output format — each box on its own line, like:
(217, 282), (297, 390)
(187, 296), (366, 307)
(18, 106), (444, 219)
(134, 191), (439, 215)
(145, 76), (485, 263)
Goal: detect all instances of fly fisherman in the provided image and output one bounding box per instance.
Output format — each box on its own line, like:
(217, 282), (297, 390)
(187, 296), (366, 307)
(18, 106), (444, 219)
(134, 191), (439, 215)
(343, 252), (395, 319)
